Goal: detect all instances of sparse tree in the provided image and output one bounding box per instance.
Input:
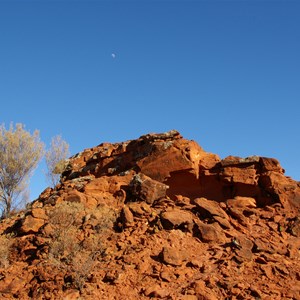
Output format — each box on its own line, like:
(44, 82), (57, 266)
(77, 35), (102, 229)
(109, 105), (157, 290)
(0, 123), (44, 218)
(45, 135), (70, 187)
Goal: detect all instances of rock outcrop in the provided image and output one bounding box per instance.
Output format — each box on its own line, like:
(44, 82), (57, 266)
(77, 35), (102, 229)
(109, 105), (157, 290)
(0, 130), (299, 299)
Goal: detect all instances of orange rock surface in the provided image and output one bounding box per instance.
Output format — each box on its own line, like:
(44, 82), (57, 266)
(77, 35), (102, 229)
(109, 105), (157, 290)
(0, 130), (299, 299)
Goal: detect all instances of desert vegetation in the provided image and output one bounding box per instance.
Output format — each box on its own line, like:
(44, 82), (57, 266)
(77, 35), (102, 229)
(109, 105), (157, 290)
(0, 234), (12, 269)
(0, 123), (69, 218)
(0, 123), (44, 218)
(45, 135), (70, 187)
(45, 201), (117, 290)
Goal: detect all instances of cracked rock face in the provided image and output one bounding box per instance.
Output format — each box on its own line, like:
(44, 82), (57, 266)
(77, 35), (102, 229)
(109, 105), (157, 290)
(0, 130), (300, 299)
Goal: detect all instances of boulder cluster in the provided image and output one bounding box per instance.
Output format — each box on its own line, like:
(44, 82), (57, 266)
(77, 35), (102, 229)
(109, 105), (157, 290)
(0, 130), (299, 299)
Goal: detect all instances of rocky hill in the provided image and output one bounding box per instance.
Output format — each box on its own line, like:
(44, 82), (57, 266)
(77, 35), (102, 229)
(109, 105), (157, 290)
(0, 130), (299, 299)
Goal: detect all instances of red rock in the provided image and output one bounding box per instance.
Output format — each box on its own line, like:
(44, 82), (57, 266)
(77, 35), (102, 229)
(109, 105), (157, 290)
(193, 280), (219, 300)
(0, 276), (26, 294)
(195, 221), (225, 243)
(232, 235), (254, 261)
(113, 188), (127, 203)
(84, 177), (110, 194)
(64, 190), (87, 203)
(188, 259), (203, 268)
(220, 155), (260, 167)
(31, 208), (48, 220)
(21, 215), (45, 233)
(127, 202), (151, 217)
(1, 130), (300, 300)
(192, 197), (231, 229)
(144, 285), (170, 298)
(130, 173), (169, 204)
(160, 208), (194, 231)
(63, 189), (98, 209)
(260, 171), (300, 209)
(221, 166), (258, 186)
(193, 197), (228, 218)
(63, 290), (81, 300)
(260, 157), (284, 173)
(226, 196), (257, 226)
(212, 215), (231, 229)
(226, 196), (256, 209)
(136, 133), (203, 182)
(287, 217), (300, 237)
(160, 268), (176, 282)
(179, 296), (198, 300)
(121, 205), (134, 227)
(161, 246), (184, 266)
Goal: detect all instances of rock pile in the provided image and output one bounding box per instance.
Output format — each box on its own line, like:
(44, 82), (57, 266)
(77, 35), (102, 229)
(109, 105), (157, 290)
(0, 130), (299, 299)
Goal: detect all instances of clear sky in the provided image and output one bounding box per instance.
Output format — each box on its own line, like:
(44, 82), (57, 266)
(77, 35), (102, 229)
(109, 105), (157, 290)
(0, 0), (299, 201)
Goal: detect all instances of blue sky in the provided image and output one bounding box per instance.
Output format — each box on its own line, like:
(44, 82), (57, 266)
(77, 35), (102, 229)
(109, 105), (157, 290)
(0, 0), (299, 200)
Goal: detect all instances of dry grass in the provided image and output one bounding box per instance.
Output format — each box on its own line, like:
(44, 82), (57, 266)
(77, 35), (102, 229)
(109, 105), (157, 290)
(0, 235), (12, 268)
(46, 201), (117, 290)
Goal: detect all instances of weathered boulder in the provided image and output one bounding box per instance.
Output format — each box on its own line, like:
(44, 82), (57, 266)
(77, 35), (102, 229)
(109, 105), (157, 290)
(121, 205), (134, 227)
(127, 202), (151, 217)
(195, 221), (225, 243)
(259, 157), (284, 173)
(161, 246), (184, 266)
(259, 172), (300, 209)
(193, 197), (228, 219)
(231, 235), (254, 262)
(192, 197), (231, 229)
(226, 196), (257, 209)
(160, 208), (194, 231)
(129, 173), (169, 204)
(63, 190), (98, 209)
(21, 215), (45, 234)
(31, 208), (48, 220)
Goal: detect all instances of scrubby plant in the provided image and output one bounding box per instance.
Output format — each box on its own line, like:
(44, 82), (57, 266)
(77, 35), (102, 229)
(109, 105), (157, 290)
(0, 235), (12, 268)
(45, 135), (70, 187)
(0, 123), (44, 218)
(47, 201), (117, 290)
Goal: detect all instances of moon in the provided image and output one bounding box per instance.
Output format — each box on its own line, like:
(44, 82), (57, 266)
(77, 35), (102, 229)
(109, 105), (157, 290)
(111, 53), (116, 59)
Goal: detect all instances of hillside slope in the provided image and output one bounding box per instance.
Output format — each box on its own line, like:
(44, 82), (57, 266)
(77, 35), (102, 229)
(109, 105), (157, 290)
(0, 130), (299, 299)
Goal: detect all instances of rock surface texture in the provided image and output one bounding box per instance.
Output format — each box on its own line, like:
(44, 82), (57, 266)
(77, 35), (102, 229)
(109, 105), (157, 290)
(0, 130), (300, 299)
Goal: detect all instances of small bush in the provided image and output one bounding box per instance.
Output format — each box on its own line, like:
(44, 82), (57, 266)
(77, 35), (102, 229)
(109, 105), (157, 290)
(90, 204), (117, 234)
(0, 123), (44, 218)
(48, 201), (84, 230)
(45, 135), (70, 187)
(47, 201), (117, 290)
